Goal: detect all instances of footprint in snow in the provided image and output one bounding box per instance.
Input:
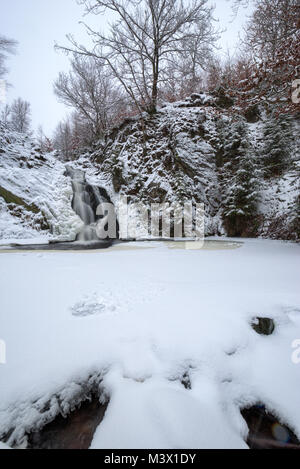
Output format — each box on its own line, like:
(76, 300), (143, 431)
(71, 295), (117, 318)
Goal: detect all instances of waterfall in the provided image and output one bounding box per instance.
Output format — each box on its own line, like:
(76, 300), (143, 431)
(65, 166), (117, 242)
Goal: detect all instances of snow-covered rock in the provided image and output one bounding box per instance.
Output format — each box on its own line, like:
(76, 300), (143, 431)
(0, 124), (82, 241)
(70, 98), (299, 240)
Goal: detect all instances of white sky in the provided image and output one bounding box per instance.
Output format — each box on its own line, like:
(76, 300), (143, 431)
(0, 0), (253, 136)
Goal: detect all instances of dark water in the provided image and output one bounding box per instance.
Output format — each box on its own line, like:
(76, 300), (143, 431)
(28, 398), (108, 450)
(6, 240), (114, 251)
(22, 400), (300, 449)
(242, 405), (300, 450)
(1, 239), (243, 252)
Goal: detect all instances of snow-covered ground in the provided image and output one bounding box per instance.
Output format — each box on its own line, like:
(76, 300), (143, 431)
(0, 239), (299, 449)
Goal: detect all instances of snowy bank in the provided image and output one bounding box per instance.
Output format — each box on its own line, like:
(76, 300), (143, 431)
(0, 124), (82, 241)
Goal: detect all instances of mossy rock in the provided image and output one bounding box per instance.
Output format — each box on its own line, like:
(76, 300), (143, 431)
(0, 186), (50, 231)
(0, 186), (40, 214)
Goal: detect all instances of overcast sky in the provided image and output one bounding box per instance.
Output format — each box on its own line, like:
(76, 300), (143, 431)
(0, 0), (253, 136)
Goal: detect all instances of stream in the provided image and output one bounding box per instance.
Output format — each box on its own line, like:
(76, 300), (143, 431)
(0, 167), (119, 250)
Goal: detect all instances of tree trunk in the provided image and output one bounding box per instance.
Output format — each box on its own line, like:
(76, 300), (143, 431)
(150, 47), (159, 114)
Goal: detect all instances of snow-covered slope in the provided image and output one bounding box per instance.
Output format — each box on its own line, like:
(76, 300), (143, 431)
(259, 163), (299, 239)
(73, 95), (299, 240)
(75, 97), (224, 236)
(0, 124), (82, 240)
(0, 240), (299, 448)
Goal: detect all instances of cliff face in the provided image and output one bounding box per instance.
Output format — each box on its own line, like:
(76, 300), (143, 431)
(74, 94), (299, 240)
(0, 94), (299, 242)
(74, 96), (225, 237)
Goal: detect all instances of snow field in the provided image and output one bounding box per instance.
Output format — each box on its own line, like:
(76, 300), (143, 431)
(0, 239), (299, 448)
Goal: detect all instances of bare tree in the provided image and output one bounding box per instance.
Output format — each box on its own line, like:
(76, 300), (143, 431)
(58, 0), (219, 114)
(178, 21), (216, 86)
(204, 57), (223, 91)
(54, 55), (125, 138)
(160, 18), (217, 100)
(231, 0), (251, 14)
(53, 112), (96, 160)
(0, 104), (11, 126)
(243, 0), (300, 61)
(53, 118), (74, 160)
(36, 126), (53, 153)
(0, 35), (17, 79)
(10, 98), (31, 133)
(69, 111), (96, 148)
